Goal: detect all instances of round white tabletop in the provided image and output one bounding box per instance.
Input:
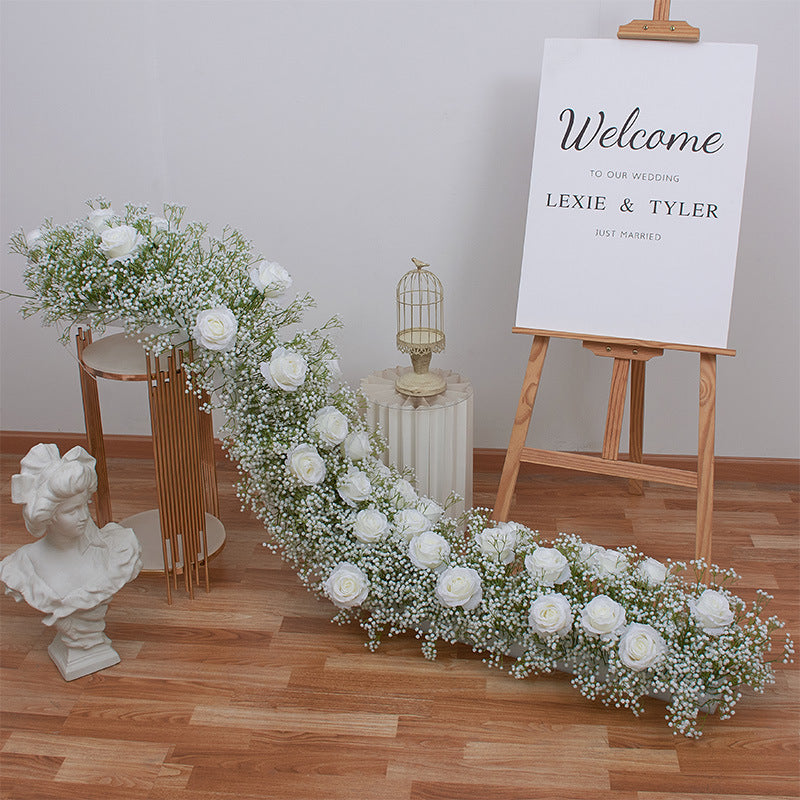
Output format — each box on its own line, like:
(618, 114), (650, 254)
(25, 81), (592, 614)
(79, 332), (173, 381)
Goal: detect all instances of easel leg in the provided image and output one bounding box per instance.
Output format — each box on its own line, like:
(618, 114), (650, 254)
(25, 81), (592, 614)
(696, 353), (716, 565)
(601, 358), (630, 460)
(628, 360), (645, 495)
(147, 354), (174, 603)
(493, 336), (549, 522)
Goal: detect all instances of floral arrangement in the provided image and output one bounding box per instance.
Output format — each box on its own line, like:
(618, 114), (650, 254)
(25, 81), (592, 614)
(8, 200), (793, 737)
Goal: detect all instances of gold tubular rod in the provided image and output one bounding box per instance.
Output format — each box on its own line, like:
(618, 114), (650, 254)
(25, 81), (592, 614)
(161, 359), (181, 593)
(169, 351), (192, 597)
(190, 340), (214, 593)
(160, 363), (180, 594)
(200, 514), (210, 592)
(182, 356), (202, 595)
(192, 396), (206, 590)
(147, 343), (220, 600)
(178, 355), (199, 598)
(170, 351), (187, 593)
(147, 351), (173, 602)
(76, 328), (113, 527)
(180, 353), (201, 590)
(188, 354), (209, 591)
(199, 389), (220, 518)
(194, 405), (208, 592)
(196, 385), (214, 591)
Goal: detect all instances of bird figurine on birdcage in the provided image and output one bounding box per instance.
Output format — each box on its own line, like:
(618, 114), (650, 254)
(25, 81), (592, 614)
(395, 258), (446, 398)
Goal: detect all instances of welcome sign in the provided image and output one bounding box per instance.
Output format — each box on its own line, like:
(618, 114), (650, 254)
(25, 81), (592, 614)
(516, 39), (758, 349)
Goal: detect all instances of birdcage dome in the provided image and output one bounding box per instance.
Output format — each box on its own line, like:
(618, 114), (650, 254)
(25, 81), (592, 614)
(396, 258), (445, 356)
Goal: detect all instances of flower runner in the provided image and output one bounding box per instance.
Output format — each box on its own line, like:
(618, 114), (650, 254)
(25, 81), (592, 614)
(7, 200), (794, 737)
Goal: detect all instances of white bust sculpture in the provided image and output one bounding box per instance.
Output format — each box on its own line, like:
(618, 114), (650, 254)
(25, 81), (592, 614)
(0, 444), (142, 681)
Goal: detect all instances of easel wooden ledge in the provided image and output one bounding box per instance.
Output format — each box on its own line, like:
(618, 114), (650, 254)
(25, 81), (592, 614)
(493, 3), (737, 565)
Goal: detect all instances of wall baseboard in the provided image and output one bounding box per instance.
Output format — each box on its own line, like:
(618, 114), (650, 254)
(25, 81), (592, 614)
(0, 430), (228, 461)
(1, 432), (796, 486)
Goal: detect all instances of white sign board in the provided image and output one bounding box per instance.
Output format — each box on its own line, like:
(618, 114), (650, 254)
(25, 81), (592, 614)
(516, 39), (757, 350)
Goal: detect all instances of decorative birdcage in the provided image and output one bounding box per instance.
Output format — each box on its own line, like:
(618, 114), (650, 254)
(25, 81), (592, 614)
(395, 258), (446, 398)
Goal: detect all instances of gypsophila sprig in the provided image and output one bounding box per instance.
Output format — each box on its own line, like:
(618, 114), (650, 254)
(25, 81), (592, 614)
(8, 199), (792, 738)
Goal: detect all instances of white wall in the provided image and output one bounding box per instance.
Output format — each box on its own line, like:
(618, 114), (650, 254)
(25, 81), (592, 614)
(2, 0), (797, 457)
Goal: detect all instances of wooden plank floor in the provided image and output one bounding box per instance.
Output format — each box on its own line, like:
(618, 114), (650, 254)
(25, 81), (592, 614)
(1, 453), (798, 800)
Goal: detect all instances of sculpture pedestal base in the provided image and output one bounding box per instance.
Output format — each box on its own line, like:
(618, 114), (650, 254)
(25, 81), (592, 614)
(48, 635), (120, 681)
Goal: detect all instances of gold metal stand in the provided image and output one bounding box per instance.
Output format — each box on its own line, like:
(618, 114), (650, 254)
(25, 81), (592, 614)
(76, 329), (225, 603)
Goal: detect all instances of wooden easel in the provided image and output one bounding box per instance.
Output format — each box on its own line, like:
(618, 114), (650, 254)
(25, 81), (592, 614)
(493, 332), (734, 563)
(493, 3), (734, 565)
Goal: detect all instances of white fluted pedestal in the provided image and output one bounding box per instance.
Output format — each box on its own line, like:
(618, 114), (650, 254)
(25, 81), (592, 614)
(361, 368), (473, 516)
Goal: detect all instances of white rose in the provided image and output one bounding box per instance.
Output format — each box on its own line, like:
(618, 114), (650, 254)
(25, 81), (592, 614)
(150, 216), (169, 243)
(393, 508), (430, 541)
(578, 543), (603, 566)
(636, 557), (668, 587)
(588, 548), (630, 578)
(99, 224), (143, 263)
(260, 347), (307, 392)
(419, 497), (444, 525)
(475, 524), (518, 565)
(435, 566), (482, 611)
(370, 460), (392, 480)
(337, 468), (372, 506)
(193, 306), (238, 352)
(310, 406), (349, 448)
(343, 430), (371, 461)
(618, 623), (667, 671)
(525, 547), (571, 586)
(409, 531), (450, 570)
(689, 589), (735, 636)
(286, 443), (326, 486)
(394, 478), (418, 507)
(529, 593), (573, 637)
(581, 594), (627, 638)
(324, 562), (369, 609)
(86, 207), (115, 233)
(352, 508), (389, 544)
(324, 357), (343, 386)
(25, 228), (44, 252)
(579, 542), (603, 561)
(249, 260), (292, 297)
